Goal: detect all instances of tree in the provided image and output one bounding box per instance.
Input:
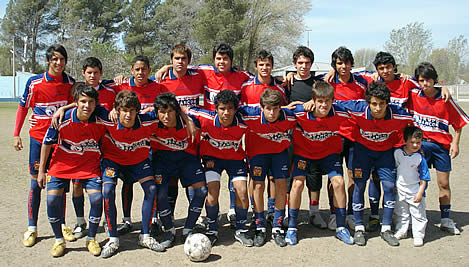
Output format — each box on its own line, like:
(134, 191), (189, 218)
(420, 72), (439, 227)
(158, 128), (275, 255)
(429, 35), (468, 84)
(354, 48), (378, 71)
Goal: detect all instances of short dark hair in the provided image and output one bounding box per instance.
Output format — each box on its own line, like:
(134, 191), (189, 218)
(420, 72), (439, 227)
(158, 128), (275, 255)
(154, 92), (181, 114)
(213, 42), (234, 62)
(293, 46), (314, 64)
(215, 90), (238, 109)
(114, 90), (141, 111)
(331, 46), (354, 70)
(312, 80), (334, 100)
(260, 89), (282, 107)
(403, 125), (423, 142)
(414, 62), (438, 84)
(255, 49), (274, 67)
(82, 57), (103, 72)
(131, 55), (150, 69)
(171, 43), (192, 64)
(73, 83), (98, 102)
(373, 52), (396, 69)
(365, 81), (391, 104)
(46, 44), (68, 64)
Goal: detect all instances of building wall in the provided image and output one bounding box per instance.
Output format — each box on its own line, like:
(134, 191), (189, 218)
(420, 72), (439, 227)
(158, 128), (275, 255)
(0, 72), (35, 101)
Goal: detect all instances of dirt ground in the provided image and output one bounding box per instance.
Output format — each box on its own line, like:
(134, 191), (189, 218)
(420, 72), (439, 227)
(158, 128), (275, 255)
(1, 101), (468, 266)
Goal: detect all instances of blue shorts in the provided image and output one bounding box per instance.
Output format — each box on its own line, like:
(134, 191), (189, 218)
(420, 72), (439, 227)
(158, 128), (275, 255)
(71, 177), (102, 190)
(421, 140), (451, 172)
(202, 156), (248, 183)
(351, 143), (395, 183)
(46, 176), (71, 192)
(29, 137), (53, 175)
(248, 150), (289, 181)
(340, 137), (354, 170)
(291, 154), (343, 179)
(101, 158), (153, 184)
(152, 150), (205, 187)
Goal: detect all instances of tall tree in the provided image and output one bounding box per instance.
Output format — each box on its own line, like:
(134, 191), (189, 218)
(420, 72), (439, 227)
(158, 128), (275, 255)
(354, 48), (378, 71)
(429, 35), (468, 84)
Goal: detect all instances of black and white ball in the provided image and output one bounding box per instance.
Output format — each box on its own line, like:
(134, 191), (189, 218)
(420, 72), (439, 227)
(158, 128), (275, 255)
(184, 233), (212, 262)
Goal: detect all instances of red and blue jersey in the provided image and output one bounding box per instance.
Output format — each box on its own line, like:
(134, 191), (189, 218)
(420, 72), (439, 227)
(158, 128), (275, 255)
(43, 107), (106, 179)
(407, 88), (469, 150)
(188, 107), (248, 160)
(240, 76), (287, 106)
(338, 100), (413, 151)
(96, 82), (117, 111)
(291, 104), (350, 159)
(237, 106), (296, 157)
(157, 68), (204, 108)
(328, 73), (367, 101)
(107, 77), (162, 111)
(20, 72), (74, 141)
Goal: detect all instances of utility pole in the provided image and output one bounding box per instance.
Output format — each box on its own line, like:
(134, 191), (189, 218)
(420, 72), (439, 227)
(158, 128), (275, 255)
(305, 28), (312, 48)
(10, 39), (16, 99)
(22, 36), (27, 72)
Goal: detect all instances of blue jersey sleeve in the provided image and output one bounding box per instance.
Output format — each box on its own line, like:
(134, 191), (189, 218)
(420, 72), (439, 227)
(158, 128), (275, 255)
(43, 126), (58, 145)
(418, 152), (431, 182)
(237, 105), (261, 117)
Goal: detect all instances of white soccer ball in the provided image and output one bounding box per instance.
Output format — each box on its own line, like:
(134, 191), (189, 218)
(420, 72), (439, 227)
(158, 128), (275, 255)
(184, 233), (212, 262)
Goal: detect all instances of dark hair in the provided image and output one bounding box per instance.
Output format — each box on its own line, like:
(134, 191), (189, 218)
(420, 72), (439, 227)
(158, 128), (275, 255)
(293, 46), (314, 64)
(331, 46), (354, 70)
(260, 89), (282, 107)
(154, 92), (181, 114)
(82, 57), (103, 72)
(373, 52), (396, 69)
(414, 62), (438, 84)
(46, 44), (68, 64)
(403, 125), (423, 142)
(213, 41), (234, 62)
(312, 80), (334, 99)
(73, 83), (99, 102)
(171, 43), (192, 64)
(131, 55), (150, 69)
(114, 90), (141, 111)
(215, 90), (238, 109)
(255, 49), (274, 67)
(365, 81), (391, 104)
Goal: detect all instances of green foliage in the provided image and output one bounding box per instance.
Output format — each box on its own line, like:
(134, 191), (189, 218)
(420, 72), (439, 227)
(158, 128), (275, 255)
(354, 48), (378, 71)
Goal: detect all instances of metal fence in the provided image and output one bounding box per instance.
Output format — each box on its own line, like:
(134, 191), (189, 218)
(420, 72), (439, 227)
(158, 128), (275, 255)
(446, 85), (469, 102)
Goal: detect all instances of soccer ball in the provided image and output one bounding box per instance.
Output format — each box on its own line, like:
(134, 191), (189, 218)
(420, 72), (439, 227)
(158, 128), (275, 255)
(184, 233), (212, 262)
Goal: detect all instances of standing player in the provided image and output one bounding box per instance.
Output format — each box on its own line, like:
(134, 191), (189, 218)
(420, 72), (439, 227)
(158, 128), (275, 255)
(407, 62), (469, 235)
(13, 44), (75, 247)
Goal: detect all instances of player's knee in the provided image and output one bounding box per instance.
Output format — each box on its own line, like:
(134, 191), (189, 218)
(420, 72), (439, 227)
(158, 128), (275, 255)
(88, 192), (103, 207)
(381, 180), (395, 194)
(102, 183), (116, 198)
(292, 178), (305, 190)
(331, 177), (345, 191)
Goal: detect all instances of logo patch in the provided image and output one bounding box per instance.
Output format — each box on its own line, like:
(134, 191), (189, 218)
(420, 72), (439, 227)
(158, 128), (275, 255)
(354, 168), (363, 178)
(46, 175), (51, 183)
(298, 160), (307, 170)
(154, 174), (162, 184)
(34, 161), (40, 171)
(253, 166), (262, 177)
(105, 167), (116, 178)
(206, 160), (215, 168)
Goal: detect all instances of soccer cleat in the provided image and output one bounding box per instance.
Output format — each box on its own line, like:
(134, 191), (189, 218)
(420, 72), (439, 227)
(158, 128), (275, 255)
(138, 235), (165, 252)
(234, 230), (254, 247)
(50, 240), (66, 257)
(101, 240), (119, 258)
(205, 231), (219, 246)
(413, 237), (424, 247)
(253, 229), (266, 247)
(117, 220), (133, 235)
(285, 229), (297, 245)
(73, 223), (87, 239)
(62, 226), (77, 242)
(265, 212), (274, 227)
(23, 231), (37, 247)
(327, 214), (337, 231)
(310, 214), (327, 229)
(440, 218), (461, 235)
(272, 229), (287, 247)
(345, 215), (355, 230)
(336, 228), (354, 245)
(380, 230), (399, 246)
(228, 210), (236, 229)
(366, 217), (380, 232)
(394, 231), (407, 240)
(86, 239), (101, 256)
(194, 216), (208, 232)
(353, 230), (366, 246)
(160, 231), (175, 249)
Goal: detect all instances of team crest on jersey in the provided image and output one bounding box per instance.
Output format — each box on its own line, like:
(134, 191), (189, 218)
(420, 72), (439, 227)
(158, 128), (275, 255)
(105, 167), (116, 178)
(354, 168), (363, 178)
(46, 175), (51, 183)
(253, 166), (262, 177)
(154, 174), (162, 184)
(33, 161), (40, 171)
(206, 160), (215, 168)
(298, 160), (307, 170)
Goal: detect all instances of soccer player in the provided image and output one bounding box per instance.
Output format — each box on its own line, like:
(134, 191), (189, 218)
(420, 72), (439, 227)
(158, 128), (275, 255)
(187, 90), (253, 246)
(13, 44), (75, 247)
(37, 84), (106, 257)
(287, 81), (353, 246)
(407, 62), (469, 235)
(151, 93), (207, 247)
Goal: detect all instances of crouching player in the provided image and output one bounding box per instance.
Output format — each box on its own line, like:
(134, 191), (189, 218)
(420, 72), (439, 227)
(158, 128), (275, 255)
(288, 81), (353, 245)
(237, 89), (295, 247)
(37, 84), (106, 257)
(151, 92), (207, 247)
(187, 90), (252, 246)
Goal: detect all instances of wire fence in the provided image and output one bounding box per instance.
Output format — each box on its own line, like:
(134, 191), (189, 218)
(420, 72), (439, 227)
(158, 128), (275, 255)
(447, 85), (469, 102)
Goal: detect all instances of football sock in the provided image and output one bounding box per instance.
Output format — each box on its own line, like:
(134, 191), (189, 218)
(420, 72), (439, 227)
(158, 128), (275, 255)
(273, 209), (285, 228)
(381, 180), (395, 226)
(168, 183), (179, 215)
(335, 207), (346, 228)
(140, 180), (157, 234)
(254, 211), (265, 229)
(185, 187), (207, 230)
(47, 194), (64, 239)
(121, 182), (133, 219)
(352, 180), (366, 226)
(288, 208), (299, 229)
(72, 195), (85, 218)
(229, 180), (236, 210)
(309, 200), (319, 216)
(103, 182), (118, 237)
(267, 197), (275, 214)
(235, 206), (248, 231)
(205, 204), (219, 232)
(87, 192), (102, 238)
(156, 183), (173, 230)
(440, 204), (451, 219)
(28, 179), (41, 227)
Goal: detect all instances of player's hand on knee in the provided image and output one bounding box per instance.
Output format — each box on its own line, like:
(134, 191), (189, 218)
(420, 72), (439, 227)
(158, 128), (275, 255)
(13, 136), (23, 151)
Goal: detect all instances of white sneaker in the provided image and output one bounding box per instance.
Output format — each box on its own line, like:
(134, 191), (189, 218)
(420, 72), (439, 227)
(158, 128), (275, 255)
(394, 231), (407, 240)
(310, 214), (327, 229)
(413, 237), (424, 247)
(441, 218), (461, 235)
(345, 215), (355, 230)
(138, 235), (165, 252)
(328, 214), (337, 231)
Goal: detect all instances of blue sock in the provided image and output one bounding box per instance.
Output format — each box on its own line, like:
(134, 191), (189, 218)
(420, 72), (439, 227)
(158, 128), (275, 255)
(47, 194), (64, 239)
(229, 180), (236, 210)
(28, 179), (42, 227)
(61, 192), (67, 225)
(267, 197), (275, 214)
(255, 211), (265, 229)
(249, 195), (255, 212)
(353, 180), (366, 226)
(168, 183), (179, 215)
(347, 193), (353, 215)
(368, 179), (380, 216)
(288, 208), (299, 229)
(381, 179), (395, 226)
(273, 209), (285, 228)
(185, 187), (207, 230)
(122, 182), (133, 218)
(335, 208), (346, 228)
(235, 206), (248, 231)
(140, 180), (157, 234)
(205, 204), (219, 232)
(87, 192), (102, 238)
(157, 184), (173, 230)
(103, 182), (118, 237)
(72, 195), (85, 218)
(440, 204), (451, 219)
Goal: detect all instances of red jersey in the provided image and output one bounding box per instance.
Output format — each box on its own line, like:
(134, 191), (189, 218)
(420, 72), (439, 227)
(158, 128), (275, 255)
(240, 76), (287, 106)
(158, 68), (204, 108)
(108, 77), (162, 110)
(329, 73), (367, 101)
(43, 107), (106, 179)
(188, 107), (248, 160)
(150, 113), (198, 155)
(238, 106), (296, 157)
(407, 88), (469, 149)
(96, 82), (117, 111)
(19, 72), (74, 141)
(292, 104), (350, 159)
